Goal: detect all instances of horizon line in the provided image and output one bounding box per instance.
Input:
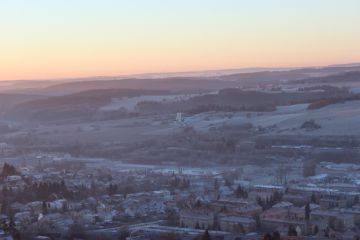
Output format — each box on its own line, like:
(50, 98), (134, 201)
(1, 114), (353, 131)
(1, 61), (360, 82)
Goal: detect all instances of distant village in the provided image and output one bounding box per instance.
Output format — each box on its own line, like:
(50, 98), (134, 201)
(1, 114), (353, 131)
(1, 152), (360, 240)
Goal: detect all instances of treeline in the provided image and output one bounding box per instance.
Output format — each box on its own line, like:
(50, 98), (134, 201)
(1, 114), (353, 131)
(1, 180), (73, 203)
(294, 71), (360, 84)
(0, 163), (19, 179)
(308, 94), (360, 110)
(8, 89), (169, 122)
(170, 176), (191, 190)
(255, 135), (360, 149)
(186, 104), (275, 114)
(136, 86), (353, 115)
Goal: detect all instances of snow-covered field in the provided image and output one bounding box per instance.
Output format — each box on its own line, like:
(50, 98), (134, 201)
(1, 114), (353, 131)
(26, 100), (360, 146)
(165, 100), (360, 136)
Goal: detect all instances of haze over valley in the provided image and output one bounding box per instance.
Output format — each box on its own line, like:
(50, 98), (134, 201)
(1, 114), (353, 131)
(1, 1), (360, 239)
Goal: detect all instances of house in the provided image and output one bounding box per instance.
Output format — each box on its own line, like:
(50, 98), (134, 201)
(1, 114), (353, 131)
(235, 204), (263, 217)
(302, 203), (319, 212)
(179, 210), (214, 229)
(342, 229), (360, 240)
(0, 142), (15, 156)
(0, 230), (13, 240)
(26, 201), (43, 215)
(218, 186), (233, 197)
(334, 207), (360, 225)
(164, 200), (177, 209)
(283, 194), (309, 206)
(10, 202), (28, 213)
(272, 201), (294, 209)
(14, 211), (32, 224)
(288, 207), (306, 220)
(336, 214), (355, 230)
(6, 175), (21, 182)
(48, 199), (68, 211)
(316, 162), (360, 177)
(131, 225), (231, 240)
(123, 196), (167, 217)
(310, 209), (338, 230)
(319, 197), (347, 210)
(211, 198), (249, 212)
(310, 209), (354, 231)
(248, 191), (273, 202)
(251, 185), (285, 193)
(219, 216), (256, 233)
(260, 207), (311, 235)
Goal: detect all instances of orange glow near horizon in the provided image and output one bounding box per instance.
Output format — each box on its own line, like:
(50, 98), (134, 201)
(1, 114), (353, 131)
(1, 0), (360, 80)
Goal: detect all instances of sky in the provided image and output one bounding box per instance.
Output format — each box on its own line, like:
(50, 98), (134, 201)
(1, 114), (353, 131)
(0, 0), (360, 80)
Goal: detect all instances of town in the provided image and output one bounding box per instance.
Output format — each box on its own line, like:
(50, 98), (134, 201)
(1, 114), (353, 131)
(1, 152), (360, 240)
(1, 1), (360, 239)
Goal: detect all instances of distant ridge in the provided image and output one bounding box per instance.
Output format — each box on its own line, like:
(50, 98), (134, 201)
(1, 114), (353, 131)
(2, 62), (359, 82)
